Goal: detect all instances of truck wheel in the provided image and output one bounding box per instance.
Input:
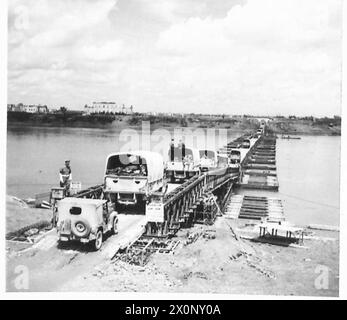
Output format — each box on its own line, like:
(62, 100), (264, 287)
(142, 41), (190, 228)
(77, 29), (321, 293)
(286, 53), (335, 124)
(112, 217), (118, 235)
(93, 230), (103, 251)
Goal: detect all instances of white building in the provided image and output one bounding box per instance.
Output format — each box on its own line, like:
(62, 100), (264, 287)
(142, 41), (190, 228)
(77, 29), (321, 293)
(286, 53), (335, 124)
(254, 117), (273, 123)
(7, 104), (49, 113)
(37, 105), (49, 113)
(84, 102), (134, 114)
(23, 105), (38, 113)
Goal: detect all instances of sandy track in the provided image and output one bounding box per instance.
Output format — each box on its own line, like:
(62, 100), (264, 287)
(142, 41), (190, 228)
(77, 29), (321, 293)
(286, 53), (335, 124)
(6, 213), (146, 291)
(6, 215), (339, 296)
(60, 218), (339, 296)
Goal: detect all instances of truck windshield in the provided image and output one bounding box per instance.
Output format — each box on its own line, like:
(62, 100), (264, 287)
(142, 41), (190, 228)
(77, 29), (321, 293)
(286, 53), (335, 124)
(242, 140), (250, 147)
(230, 151), (240, 158)
(106, 154), (148, 176)
(168, 147), (193, 161)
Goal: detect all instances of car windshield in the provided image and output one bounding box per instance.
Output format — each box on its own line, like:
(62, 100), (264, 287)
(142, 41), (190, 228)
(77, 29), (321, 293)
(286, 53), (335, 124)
(106, 154), (148, 176)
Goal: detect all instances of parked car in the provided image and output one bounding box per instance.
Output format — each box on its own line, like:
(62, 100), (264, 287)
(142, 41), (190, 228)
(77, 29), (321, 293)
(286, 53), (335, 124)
(56, 198), (118, 250)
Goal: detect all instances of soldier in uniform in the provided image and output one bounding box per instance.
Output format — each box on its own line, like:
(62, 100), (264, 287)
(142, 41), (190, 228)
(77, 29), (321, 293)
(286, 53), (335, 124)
(59, 160), (72, 195)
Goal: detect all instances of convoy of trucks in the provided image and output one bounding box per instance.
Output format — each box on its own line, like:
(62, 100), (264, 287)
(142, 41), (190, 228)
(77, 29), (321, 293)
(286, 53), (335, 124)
(52, 134), (261, 250)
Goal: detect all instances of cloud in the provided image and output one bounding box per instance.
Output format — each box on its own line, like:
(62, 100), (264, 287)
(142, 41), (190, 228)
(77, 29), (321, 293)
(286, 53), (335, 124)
(8, 0), (342, 116)
(154, 0), (341, 115)
(81, 40), (124, 61)
(8, 0), (123, 104)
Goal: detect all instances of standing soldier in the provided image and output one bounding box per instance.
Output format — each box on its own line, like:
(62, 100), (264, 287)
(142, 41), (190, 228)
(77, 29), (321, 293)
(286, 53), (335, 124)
(178, 138), (186, 160)
(59, 160), (72, 195)
(170, 138), (175, 161)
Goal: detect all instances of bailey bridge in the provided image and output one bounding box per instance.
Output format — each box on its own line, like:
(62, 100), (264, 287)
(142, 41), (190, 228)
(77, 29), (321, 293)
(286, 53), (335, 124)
(7, 126), (281, 265)
(70, 131), (263, 238)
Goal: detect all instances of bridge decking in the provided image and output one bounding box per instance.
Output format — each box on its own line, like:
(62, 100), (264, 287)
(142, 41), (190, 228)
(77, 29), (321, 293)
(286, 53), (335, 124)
(224, 195), (285, 222)
(240, 136), (279, 191)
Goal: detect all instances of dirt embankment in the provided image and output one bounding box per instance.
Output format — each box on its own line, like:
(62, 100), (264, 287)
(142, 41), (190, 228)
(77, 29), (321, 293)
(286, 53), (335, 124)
(268, 119), (341, 136)
(8, 116), (341, 136)
(59, 218), (339, 296)
(7, 116), (256, 131)
(6, 209), (339, 296)
(6, 195), (52, 233)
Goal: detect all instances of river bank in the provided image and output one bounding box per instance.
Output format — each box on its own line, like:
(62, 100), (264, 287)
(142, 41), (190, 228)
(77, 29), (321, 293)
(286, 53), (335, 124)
(267, 119), (341, 136)
(7, 114), (341, 136)
(6, 195), (52, 233)
(6, 216), (339, 296)
(63, 219), (338, 296)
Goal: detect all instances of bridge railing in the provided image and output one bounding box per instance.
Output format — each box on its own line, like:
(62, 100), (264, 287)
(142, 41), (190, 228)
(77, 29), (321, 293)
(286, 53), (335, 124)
(145, 166), (239, 237)
(73, 184), (104, 199)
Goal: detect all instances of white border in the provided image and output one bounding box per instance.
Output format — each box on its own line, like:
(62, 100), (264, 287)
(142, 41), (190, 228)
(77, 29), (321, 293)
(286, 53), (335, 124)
(0, 0), (8, 300)
(0, 0), (345, 300)
(338, 0), (346, 301)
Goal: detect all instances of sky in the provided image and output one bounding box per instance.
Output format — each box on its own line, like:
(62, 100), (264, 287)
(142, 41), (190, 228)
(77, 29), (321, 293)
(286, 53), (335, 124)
(7, 0), (342, 116)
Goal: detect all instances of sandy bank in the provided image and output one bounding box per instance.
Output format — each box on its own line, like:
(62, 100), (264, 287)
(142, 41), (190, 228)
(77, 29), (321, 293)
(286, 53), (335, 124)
(8, 115), (341, 135)
(58, 217), (339, 296)
(6, 202), (339, 296)
(6, 195), (52, 233)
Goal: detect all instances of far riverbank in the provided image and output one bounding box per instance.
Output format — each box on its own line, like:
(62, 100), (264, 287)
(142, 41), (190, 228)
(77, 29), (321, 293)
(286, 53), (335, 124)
(7, 114), (341, 136)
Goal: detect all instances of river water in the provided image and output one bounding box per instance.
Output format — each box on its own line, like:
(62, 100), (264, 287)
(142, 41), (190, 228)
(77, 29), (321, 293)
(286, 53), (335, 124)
(238, 136), (340, 227)
(6, 125), (340, 227)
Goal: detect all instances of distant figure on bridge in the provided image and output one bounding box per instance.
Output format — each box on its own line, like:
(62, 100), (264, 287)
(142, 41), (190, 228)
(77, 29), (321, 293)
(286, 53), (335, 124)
(178, 138), (186, 160)
(170, 138), (175, 161)
(59, 160), (72, 195)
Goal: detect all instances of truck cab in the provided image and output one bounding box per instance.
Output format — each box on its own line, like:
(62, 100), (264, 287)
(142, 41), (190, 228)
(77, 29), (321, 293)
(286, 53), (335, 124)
(241, 139), (251, 149)
(199, 149), (218, 172)
(166, 146), (200, 182)
(230, 149), (241, 164)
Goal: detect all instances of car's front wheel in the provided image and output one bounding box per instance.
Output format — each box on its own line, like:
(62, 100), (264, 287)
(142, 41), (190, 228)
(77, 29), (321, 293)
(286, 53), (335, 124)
(93, 230), (103, 251)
